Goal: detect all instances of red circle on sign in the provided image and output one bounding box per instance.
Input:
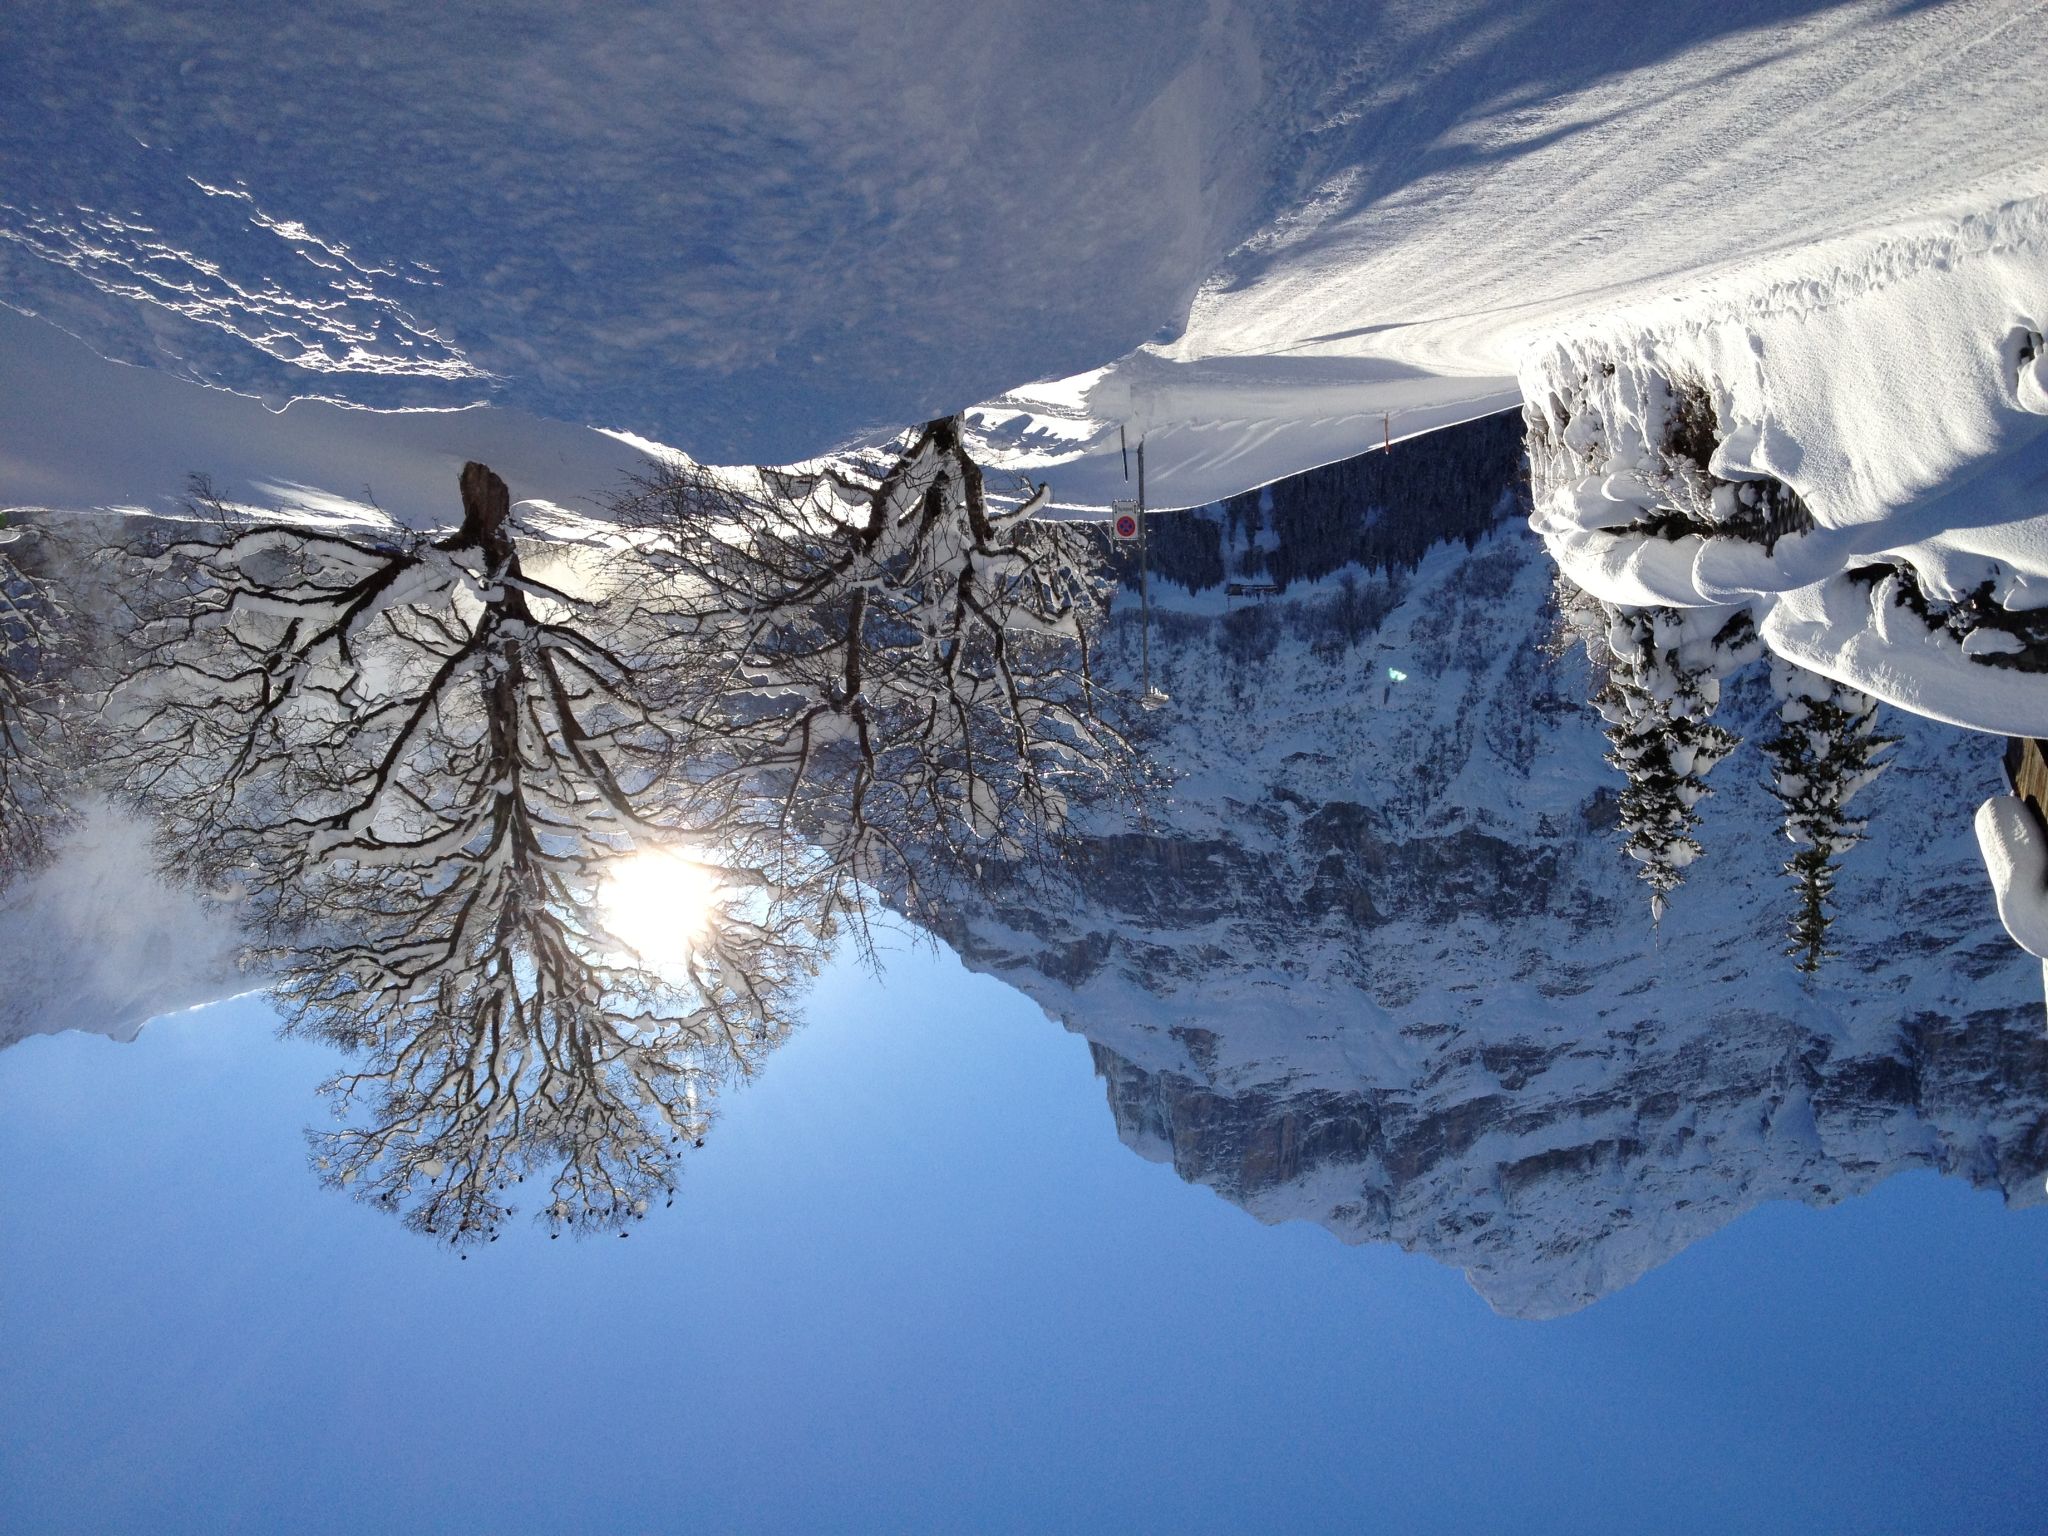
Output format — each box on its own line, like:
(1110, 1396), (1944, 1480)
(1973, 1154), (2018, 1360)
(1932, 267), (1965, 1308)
(1114, 513), (1138, 539)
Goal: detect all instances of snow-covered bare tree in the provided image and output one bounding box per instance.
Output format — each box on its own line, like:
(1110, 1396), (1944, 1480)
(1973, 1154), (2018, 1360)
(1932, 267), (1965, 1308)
(0, 529), (80, 887)
(98, 432), (1135, 1243)
(104, 464), (840, 1241)
(299, 830), (830, 1243)
(611, 414), (1136, 921)
(1580, 596), (1759, 919)
(1760, 658), (1898, 971)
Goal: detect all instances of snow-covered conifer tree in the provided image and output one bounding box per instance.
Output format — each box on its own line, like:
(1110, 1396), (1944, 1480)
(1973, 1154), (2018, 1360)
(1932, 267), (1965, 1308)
(1760, 658), (1897, 971)
(1585, 598), (1759, 919)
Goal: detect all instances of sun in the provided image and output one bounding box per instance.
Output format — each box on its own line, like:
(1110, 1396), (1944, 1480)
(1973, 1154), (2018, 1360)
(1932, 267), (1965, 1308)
(600, 849), (721, 968)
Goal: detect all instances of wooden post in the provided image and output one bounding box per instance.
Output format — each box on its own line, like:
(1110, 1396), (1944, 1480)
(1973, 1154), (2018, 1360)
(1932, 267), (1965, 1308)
(2007, 736), (2048, 831)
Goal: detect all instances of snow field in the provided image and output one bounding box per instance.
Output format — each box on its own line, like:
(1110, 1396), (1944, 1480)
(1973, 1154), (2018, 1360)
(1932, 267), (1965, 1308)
(1525, 195), (2048, 740)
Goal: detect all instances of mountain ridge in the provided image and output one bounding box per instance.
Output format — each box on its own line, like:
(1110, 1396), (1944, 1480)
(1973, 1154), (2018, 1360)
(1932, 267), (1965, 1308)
(923, 462), (2048, 1316)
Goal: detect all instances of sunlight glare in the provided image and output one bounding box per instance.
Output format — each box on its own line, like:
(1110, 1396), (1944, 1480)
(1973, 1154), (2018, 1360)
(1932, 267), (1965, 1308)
(601, 850), (721, 968)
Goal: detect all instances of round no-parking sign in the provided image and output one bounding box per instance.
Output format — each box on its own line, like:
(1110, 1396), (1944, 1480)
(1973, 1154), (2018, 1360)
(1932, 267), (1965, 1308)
(1113, 510), (1139, 541)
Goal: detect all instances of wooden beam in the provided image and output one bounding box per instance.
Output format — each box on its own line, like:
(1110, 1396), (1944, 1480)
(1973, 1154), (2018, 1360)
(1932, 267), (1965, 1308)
(2006, 736), (2048, 830)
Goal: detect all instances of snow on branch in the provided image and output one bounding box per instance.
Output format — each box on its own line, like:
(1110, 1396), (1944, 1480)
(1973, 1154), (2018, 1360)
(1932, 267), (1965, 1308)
(609, 414), (1140, 922)
(1760, 657), (1898, 972)
(101, 462), (846, 1242)
(1557, 576), (1757, 920)
(0, 532), (85, 887)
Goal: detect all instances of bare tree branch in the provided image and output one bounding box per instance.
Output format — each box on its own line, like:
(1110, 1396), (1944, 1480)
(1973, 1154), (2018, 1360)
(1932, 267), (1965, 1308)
(102, 465), (838, 1241)
(612, 415), (1139, 924)
(0, 527), (85, 887)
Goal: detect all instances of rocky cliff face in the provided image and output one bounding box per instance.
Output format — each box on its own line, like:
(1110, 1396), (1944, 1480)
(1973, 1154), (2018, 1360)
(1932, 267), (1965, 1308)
(928, 495), (2048, 1318)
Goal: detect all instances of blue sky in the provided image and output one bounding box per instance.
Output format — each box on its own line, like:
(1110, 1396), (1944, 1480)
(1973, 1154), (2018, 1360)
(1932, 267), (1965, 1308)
(4, 930), (2045, 1535)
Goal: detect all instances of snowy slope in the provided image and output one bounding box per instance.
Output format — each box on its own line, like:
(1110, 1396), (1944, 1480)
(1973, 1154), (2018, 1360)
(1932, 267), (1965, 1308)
(1526, 195), (2048, 738)
(1021, 0), (2048, 510)
(0, 305), (656, 533)
(925, 482), (2048, 1317)
(6, 0), (2046, 492)
(2, 0), (1283, 459)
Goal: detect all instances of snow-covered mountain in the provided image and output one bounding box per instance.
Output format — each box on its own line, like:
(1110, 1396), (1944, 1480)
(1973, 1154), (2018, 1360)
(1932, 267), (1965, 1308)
(0, 799), (247, 1048)
(923, 430), (2048, 1317)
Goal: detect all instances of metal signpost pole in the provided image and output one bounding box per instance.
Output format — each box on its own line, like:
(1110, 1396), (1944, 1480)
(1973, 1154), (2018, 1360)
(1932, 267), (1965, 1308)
(1137, 437), (1151, 700)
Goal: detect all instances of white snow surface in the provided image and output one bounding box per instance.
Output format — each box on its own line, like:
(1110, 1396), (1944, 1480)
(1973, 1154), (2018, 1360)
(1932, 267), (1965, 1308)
(0, 305), (654, 533)
(6, 0), (2047, 505)
(1976, 794), (2048, 963)
(1527, 194), (2048, 737)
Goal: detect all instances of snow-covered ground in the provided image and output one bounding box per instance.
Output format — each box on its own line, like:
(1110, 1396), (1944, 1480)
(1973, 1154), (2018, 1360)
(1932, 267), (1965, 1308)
(1526, 197), (2048, 736)
(0, 305), (650, 533)
(10, 2), (2048, 537)
(1978, 793), (2048, 988)
(7, 1), (2047, 497)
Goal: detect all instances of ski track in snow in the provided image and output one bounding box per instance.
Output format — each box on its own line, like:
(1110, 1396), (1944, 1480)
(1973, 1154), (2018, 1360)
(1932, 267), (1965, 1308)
(5, 0), (2047, 483)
